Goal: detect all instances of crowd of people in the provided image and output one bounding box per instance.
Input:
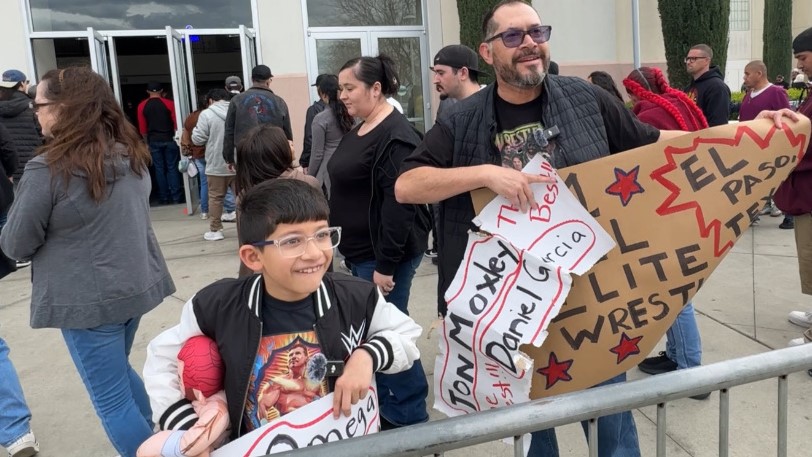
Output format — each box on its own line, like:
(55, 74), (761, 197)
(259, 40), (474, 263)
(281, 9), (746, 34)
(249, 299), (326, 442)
(1, 1), (812, 456)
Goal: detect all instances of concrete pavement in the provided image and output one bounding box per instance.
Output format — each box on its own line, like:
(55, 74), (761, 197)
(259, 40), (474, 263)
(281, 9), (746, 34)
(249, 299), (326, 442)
(1, 205), (811, 456)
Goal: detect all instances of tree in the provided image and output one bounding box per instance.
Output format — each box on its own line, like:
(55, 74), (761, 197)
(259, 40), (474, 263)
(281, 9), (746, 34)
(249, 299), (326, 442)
(763, 0), (793, 81)
(657, 0), (730, 89)
(456, 0), (531, 84)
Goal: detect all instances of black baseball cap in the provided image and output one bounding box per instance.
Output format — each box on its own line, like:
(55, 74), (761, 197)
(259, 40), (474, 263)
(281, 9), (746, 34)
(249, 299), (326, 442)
(431, 45), (485, 75)
(251, 64), (273, 81)
(146, 81), (162, 92)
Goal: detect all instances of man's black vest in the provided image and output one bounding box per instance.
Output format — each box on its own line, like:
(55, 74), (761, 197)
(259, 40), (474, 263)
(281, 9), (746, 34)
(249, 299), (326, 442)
(435, 75), (610, 315)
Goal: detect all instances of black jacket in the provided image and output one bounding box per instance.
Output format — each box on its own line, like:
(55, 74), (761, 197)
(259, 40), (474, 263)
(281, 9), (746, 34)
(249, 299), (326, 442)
(0, 91), (41, 180)
(685, 66), (731, 127)
(222, 86), (292, 164)
(144, 273), (422, 439)
(300, 100), (326, 167)
(429, 76), (612, 315)
(0, 123), (16, 213)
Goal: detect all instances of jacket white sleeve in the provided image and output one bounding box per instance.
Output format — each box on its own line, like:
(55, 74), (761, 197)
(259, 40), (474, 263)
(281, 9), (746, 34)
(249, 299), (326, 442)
(143, 296), (205, 430)
(359, 290), (422, 374)
(191, 111), (211, 146)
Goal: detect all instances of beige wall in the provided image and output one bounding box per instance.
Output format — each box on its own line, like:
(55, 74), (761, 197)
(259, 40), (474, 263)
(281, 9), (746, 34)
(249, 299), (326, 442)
(793, 1), (812, 38)
(258, 0), (312, 155)
(3, 1), (32, 78)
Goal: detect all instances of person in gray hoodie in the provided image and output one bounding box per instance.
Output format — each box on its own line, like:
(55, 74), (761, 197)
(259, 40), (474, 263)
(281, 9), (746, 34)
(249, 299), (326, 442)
(192, 88), (236, 241)
(0, 67), (175, 457)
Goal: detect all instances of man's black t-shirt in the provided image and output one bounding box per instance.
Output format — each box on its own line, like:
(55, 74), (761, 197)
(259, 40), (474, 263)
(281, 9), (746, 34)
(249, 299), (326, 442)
(142, 98), (175, 142)
(402, 85), (659, 172)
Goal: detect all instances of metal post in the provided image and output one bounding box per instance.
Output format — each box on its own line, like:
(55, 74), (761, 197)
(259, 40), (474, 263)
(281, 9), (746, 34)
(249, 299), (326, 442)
(719, 389), (729, 457)
(778, 376), (788, 457)
(656, 403), (666, 457)
(631, 0), (641, 69)
(513, 435), (523, 457)
(588, 418), (598, 457)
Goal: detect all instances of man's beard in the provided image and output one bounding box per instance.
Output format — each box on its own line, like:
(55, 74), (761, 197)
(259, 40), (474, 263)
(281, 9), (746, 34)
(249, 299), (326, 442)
(494, 50), (546, 87)
(439, 93), (449, 100)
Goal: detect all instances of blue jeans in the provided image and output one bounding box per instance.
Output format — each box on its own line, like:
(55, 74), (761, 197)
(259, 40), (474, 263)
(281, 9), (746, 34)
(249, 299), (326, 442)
(665, 302), (702, 369)
(0, 337), (33, 448)
(529, 373), (640, 457)
(149, 141), (182, 203)
(62, 318), (153, 457)
(351, 255), (429, 426)
(193, 158), (235, 213)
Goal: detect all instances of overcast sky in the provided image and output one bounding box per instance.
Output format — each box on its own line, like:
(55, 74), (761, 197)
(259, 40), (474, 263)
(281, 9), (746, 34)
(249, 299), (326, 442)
(30, 0), (252, 31)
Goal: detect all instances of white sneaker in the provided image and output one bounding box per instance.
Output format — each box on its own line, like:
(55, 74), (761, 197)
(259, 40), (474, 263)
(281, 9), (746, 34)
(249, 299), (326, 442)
(788, 311), (812, 327)
(221, 211), (237, 222)
(200, 212), (208, 220)
(203, 230), (224, 241)
(758, 205), (773, 216)
(789, 337), (806, 347)
(770, 207), (783, 217)
(7, 431), (39, 457)
(15, 260), (31, 269)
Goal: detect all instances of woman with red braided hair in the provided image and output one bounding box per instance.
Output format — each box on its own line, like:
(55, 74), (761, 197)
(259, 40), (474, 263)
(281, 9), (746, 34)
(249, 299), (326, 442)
(622, 66), (709, 397)
(623, 66), (708, 132)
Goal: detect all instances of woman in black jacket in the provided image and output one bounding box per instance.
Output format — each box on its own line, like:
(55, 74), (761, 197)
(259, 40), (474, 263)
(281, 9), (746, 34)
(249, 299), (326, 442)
(328, 54), (430, 429)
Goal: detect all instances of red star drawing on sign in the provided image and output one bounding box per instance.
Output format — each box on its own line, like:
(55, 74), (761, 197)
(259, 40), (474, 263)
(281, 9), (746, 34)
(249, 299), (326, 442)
(609, 332), (643, 364)
(536, 352), (574, 389)
(605, 166), (645, 206)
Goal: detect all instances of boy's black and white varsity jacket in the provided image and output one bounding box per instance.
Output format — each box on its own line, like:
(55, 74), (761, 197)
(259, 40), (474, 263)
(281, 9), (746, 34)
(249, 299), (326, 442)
(143, 272), (422, 439)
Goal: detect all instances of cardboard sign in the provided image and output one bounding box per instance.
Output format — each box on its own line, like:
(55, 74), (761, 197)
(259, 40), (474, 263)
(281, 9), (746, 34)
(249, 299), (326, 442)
(212, 387), (378, 456)
(466, 119), (810, 397)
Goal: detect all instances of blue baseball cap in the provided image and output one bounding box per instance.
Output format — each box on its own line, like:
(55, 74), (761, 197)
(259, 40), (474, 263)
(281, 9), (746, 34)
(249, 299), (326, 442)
(0, 69), (27, 88)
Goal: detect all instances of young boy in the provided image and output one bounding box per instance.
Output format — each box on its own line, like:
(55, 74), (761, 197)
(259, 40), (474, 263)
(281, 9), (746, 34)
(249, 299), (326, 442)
(143, 179), (423, 441)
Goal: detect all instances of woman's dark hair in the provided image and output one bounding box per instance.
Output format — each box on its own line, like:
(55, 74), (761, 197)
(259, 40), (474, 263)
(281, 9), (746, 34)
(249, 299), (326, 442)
(339, 54), (400, 97)
(317, 74), (354, 133)
(622, 67), (708, 131)
(587, 71), (624, 102)
(205, 88), (229, 103)
(238, 179), (329, 246)
(235, 124), (295, 195)
(38, 67), (150, 203)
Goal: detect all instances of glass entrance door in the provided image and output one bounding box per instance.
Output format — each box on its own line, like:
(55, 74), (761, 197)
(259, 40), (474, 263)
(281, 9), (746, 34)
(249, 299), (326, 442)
(307, 31), (429, 132)
(239, 25), (257, 88)
(88, 28), (110, 82)
(166, 26), (196, 214)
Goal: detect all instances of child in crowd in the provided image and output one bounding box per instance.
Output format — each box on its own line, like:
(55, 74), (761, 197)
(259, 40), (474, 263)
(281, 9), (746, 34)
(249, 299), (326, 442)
(143, 179), (422, 444)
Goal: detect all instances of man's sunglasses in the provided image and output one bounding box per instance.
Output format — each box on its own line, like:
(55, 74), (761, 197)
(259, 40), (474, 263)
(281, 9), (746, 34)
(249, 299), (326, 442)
(485, 25), (552, 48)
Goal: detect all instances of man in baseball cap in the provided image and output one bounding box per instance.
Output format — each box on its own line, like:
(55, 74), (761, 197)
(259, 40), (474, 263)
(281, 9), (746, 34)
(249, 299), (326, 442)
(224, 75), (243, 94)
(430, 44), (485, 102)
(301, 74), (332, 169)
(0, 70), (29, 90)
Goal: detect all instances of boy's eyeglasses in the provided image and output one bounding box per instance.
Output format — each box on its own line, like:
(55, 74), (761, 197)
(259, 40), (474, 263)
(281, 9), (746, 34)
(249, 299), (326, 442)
(485, 25), (552, 48)
(251, 227), (342, 258)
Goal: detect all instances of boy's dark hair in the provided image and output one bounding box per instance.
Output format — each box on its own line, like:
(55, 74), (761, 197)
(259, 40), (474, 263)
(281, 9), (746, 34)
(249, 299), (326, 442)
(205, 88), (229, 102)
(238, 179), (329, 246)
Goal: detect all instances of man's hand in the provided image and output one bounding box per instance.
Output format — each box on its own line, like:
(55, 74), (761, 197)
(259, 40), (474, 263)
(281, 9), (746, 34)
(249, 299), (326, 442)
(332, 350), (373, 418)
(756, 108), (800, 129)
(484, 165), (555, 213)
(373, 271), (395, 296)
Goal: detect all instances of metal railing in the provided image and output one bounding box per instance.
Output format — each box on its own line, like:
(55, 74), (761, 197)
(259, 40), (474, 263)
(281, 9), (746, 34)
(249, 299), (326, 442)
(274, 345), (812, 457)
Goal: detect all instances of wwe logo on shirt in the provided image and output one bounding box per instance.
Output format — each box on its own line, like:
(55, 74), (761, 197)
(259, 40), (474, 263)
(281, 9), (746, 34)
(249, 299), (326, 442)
(340, 320), (366, 354)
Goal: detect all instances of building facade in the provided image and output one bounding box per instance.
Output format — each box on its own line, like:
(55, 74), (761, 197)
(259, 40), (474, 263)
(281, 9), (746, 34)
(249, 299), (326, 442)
(2, 0), (811, 150)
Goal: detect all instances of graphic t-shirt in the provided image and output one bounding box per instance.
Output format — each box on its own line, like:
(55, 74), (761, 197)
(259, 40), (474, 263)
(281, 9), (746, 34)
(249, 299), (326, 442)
(243, 293), (329, 432)
(493, 91), (557, 170)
